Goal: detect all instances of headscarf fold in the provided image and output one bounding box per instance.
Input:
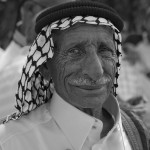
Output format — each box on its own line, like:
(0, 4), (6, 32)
(3, 16), (122, 123)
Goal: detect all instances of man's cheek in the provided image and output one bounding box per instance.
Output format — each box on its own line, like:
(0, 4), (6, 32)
(104, 59), (116, 77)
(110, 59), (117, 79)
(55, 64), (68, 84)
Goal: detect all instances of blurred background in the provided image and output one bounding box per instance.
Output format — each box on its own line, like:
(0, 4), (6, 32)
(0, 0), (150, 129)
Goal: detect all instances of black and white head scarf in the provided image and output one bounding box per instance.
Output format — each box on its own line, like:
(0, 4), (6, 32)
(4, 16), (122, 123)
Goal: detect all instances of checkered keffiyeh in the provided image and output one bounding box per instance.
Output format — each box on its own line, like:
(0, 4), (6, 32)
(3, 16), (122, 123)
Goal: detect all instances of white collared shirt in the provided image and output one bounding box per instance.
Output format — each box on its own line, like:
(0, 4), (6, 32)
(0, 92), (132, 150)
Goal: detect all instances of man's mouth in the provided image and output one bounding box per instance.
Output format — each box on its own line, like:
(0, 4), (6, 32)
(68, 79), (108, 95)
(68, 77), (109, 89)
(75, 85), (104, 90)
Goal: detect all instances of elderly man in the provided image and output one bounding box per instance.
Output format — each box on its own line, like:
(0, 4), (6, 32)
(0, 1), (149, 150)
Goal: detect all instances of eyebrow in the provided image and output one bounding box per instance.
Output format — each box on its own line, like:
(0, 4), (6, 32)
(99, 41), (115, 49)
(63, 40), (89, 50)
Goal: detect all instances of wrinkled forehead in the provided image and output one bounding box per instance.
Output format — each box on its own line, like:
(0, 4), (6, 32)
(52, 23), (114, 45)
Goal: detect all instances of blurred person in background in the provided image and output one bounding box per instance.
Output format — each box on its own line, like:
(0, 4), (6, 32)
(0, 0), (44, 118)
(117, 34), (150, 128)
(135, 8), (150, 128)
(117, 34), (145, 101)
(139, 7), (150, 77)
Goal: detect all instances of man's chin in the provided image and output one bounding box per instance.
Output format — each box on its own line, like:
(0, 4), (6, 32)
(70, 94), (106, 109)
(67, 86), (107, 106)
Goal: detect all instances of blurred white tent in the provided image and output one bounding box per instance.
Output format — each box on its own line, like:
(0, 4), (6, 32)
(0, 42), (29, 119)
(0, 47), (4, 59)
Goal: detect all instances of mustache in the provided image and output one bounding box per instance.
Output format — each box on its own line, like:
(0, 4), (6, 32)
(69, 77), (110, 86)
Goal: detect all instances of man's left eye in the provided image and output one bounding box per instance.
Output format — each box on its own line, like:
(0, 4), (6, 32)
(99, 47), (115, 56)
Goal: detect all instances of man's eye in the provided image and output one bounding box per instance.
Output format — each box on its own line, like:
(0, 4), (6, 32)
(68, 48), (82, 55)
(99, 47), (115, 56)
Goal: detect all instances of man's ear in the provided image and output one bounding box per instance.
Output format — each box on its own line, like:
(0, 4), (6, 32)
(39, 62), (51, 81)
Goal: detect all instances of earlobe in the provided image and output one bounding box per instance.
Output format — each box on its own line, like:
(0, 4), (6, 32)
(39, 62), (51, 81)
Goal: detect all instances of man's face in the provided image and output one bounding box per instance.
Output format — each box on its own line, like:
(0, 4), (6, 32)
(47, 24), (117, 109)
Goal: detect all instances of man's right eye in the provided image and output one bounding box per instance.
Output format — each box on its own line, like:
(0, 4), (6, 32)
(69, 48), (79, 53)
(68, 48), (83, 56)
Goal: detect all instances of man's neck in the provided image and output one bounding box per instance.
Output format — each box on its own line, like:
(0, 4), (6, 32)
(76, 106), (103, 120)
(78, 107), (114, 138)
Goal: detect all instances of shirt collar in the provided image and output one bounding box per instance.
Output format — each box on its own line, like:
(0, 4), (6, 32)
(49, 91), (120, 150)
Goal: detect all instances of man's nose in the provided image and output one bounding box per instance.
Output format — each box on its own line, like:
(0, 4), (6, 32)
(82, 51), (104, 81)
